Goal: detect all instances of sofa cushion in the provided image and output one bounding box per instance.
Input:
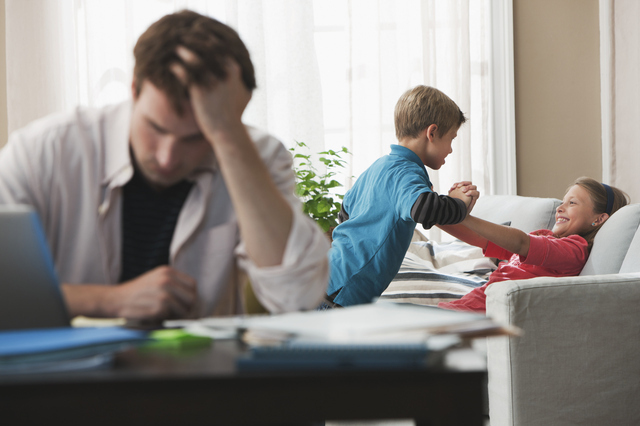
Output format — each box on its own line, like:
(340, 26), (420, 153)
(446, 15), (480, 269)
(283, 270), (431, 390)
(581, 203), (640, 275)
(472, 195), (561, 233)
(617, 204), (640, 273)
(620, 232), (640, 273)
(379, 239), (497, 306)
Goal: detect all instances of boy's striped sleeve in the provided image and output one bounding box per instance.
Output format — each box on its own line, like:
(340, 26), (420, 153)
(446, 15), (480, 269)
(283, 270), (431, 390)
(411, 192), (467, 229)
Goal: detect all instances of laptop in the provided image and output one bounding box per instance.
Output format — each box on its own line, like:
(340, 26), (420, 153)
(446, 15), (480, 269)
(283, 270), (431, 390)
(0, 205), (70, 330)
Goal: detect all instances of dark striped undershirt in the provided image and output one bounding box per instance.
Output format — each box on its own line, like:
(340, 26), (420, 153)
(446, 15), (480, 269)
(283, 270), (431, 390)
(337, 192), (467, 230)
(119, 166), (194, 283)
(410, 192), (467, 229)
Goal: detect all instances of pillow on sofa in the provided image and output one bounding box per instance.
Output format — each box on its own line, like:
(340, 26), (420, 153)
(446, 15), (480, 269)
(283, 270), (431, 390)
(378, 238), (498, 306)
(582, 203), (640, 275)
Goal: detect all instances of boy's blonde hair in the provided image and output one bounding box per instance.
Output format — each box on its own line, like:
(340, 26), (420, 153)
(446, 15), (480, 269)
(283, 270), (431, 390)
(394, 85), (466, 140)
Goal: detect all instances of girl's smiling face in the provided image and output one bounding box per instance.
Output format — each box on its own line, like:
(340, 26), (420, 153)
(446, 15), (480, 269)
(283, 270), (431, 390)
(552, 184), (603, 238)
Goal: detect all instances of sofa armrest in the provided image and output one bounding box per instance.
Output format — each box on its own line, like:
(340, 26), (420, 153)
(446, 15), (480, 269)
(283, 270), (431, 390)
(485, 273), (640, 426)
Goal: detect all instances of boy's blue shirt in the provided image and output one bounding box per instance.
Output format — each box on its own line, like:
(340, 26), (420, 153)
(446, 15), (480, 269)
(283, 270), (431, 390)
(328, 144), (433, 306)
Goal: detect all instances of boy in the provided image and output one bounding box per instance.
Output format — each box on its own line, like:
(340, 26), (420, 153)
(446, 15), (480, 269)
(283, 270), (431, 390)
(325, 85), (476, 307)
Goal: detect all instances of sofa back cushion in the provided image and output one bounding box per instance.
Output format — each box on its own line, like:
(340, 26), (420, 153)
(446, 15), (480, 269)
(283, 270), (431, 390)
(616, 204), (640, 273)
(472, 195), (560, 233)
(580, 203), (640, 275)
(620, 232), (640, 273)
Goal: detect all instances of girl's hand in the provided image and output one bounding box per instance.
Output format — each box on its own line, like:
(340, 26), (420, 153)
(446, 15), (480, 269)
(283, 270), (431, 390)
(450, 181), (473, 192)
(449, 181), (480, 214)
(449, 186), (473, 211)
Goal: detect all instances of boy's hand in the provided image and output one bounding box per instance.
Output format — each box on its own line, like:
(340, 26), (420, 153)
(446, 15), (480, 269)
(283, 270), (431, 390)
(449, 186), (473, 211)
(449, 181), (480, 214)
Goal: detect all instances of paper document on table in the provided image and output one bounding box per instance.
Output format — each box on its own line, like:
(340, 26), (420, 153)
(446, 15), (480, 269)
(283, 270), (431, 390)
(165, 314), (269, 339)
(234, 303), (517, 371)
(239, 302), (519, 345)
(165, 302), (519, 345)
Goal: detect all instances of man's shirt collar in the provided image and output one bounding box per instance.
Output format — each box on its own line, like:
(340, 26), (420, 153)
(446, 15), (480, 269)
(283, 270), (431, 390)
(102, 100), (218, 189)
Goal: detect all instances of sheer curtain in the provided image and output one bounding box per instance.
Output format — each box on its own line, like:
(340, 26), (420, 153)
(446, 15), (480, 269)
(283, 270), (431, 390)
(600, 0), (640, 203)
(5, 0), (515, 236)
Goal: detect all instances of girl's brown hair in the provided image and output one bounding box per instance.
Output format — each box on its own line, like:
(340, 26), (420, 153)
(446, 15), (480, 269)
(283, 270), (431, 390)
(572, 176), (629, 250)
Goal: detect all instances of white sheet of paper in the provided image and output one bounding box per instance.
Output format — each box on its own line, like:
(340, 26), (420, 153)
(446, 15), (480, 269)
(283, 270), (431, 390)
(240, 302), (485, 343)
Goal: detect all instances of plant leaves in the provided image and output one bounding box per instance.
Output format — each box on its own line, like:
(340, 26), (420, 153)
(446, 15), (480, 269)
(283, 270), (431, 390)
(290, 142), (352, 229)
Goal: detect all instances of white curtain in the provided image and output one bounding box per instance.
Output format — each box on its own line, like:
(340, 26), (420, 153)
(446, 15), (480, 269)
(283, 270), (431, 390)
(600, 0), (640, 203)
(5, 0), (515, 236)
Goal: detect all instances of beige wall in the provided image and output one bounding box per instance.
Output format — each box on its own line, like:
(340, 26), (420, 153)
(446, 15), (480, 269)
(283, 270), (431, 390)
(0, 0), (6, 147)
(0, 1), (604, 195)
(513, 0), (602, 198)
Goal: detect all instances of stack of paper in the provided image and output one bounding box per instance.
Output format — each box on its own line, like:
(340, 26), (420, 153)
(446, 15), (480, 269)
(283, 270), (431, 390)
(239, 302), (516, 346)
(0, 326), (149, 375)
(234, 303), (507, 371)
(167, 302), (518, 345)
(167, 302), (518, 371)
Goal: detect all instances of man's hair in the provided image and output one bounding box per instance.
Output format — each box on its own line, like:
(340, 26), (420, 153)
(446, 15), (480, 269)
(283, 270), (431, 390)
(572, 176), (629, 250)
(133, 10), (256, 114)
(394, 85), (466, 140)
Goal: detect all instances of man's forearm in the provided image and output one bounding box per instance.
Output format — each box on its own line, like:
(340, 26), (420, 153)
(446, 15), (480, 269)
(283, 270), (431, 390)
(61, 284), (118, 318)
(207, 125), (293, 267)
(171, 50), (295, 268)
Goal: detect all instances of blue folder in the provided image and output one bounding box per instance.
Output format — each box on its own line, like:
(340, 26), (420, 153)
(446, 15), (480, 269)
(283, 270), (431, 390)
(0, 326), (149, 374)
(237, 342), (430, 371)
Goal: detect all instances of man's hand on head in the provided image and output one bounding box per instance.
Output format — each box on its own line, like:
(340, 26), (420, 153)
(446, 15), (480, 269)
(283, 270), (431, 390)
(162, 46), (293, 269)
(109, 266), (198, 321)
(169, 46), (251, 143)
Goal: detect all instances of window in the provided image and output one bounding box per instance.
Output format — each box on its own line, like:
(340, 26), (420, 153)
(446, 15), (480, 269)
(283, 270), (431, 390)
(6, 0), (515, 209)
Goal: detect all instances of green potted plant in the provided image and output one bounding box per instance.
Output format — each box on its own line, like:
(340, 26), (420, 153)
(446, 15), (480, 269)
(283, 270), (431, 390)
(289, 141), (351, 238)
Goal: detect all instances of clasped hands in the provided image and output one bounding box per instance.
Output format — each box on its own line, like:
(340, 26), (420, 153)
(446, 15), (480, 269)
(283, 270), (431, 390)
(448, 181), (479, 215)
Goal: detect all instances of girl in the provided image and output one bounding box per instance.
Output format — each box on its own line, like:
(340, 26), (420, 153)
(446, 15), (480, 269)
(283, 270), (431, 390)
(438, 177), (629, 313)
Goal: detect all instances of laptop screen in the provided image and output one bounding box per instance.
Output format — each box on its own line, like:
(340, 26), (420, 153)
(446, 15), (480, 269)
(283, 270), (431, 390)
(0, 205), (70, 330)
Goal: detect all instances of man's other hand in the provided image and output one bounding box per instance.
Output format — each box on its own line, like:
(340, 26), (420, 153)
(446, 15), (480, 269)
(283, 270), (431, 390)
(110, 266), (198, 321)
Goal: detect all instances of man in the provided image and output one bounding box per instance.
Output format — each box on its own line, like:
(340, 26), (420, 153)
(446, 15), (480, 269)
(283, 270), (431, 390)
(0, 10), (329, 321)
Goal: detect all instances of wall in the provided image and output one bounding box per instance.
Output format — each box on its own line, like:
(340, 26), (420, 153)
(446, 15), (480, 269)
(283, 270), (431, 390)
(0, 1), (604, 195)
(513, 0), (602, 198)
(0, 0), (7, 147)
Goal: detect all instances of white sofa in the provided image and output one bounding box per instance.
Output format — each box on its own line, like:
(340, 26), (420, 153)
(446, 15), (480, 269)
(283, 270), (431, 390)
(473, 195), (640, 425)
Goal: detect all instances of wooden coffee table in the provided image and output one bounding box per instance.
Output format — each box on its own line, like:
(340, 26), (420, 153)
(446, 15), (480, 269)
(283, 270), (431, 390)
(0, 339), (486, 426)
